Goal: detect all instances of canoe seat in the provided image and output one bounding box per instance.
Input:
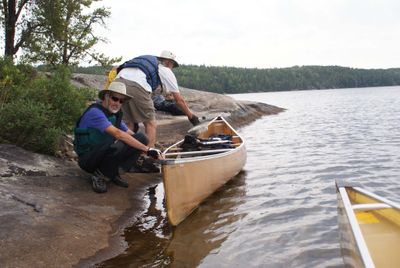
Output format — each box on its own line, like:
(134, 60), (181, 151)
(352, 203), (391, 211)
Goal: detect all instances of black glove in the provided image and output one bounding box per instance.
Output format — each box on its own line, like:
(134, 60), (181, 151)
(189, 114), (200, 126)
(147, 148), (162, 159)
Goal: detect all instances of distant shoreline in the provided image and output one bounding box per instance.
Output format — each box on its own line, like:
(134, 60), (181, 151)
(70, 65), (400, 94)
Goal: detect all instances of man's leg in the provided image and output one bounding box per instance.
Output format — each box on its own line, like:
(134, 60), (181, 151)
(99, 136), (147, 178)
(78, 141), (113, 174)
(143, 119), (157, 148)
(119, 132), (149, 171)
(165, 101), (185, 115)
(119, 78), (155, 139)
(78, 142), (114, 193)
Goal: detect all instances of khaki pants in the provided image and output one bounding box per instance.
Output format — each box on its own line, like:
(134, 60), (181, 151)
(116, 78), (155, 124)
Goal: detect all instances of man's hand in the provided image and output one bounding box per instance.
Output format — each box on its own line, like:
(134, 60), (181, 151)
(147, 148), (162, 159)
(189, 114), (200, 126)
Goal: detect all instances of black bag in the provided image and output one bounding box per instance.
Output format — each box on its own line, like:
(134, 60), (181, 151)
(180, 134), (234, 152)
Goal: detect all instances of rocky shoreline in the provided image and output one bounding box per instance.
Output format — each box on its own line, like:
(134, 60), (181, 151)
(0, 74), (285, 267)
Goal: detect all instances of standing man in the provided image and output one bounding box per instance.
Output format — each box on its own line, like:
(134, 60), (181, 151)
(74, 81), (163, 193)
(115, 50), (200, 148)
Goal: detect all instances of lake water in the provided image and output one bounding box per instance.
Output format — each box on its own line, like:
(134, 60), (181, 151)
(100, 86), (400, 267)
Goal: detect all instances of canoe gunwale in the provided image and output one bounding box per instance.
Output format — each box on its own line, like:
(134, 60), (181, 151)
(337, 186), (376, 268)
(161, 143), (245, 165)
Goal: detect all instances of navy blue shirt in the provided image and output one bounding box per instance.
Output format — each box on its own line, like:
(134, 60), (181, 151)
(78, 106), (128, 133)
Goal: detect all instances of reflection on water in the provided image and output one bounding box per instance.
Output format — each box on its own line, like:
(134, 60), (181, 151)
(99, 182), (171, 267)
(100, 171), (247, 267)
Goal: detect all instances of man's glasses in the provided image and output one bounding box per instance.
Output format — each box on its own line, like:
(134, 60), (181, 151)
(110, 95), (125, 104)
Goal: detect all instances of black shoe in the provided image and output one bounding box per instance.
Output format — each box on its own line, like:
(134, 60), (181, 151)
(91, 172), (107, 193)
(94, 169), (111, 182)
(112, 175), (129, 188)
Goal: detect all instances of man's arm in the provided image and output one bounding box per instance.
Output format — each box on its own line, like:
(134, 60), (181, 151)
(172, 92), (200, 125)
(105, 125), (149, 152)
(158, 65), (200, 125)
(126, 128), (135, 135)
(171, 91), (193, 118)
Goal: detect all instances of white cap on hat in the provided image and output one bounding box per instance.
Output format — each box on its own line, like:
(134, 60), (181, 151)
(98, 81), (132, 100)
(158, 50), (179, 68)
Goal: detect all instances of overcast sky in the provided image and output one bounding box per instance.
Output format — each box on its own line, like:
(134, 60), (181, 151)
(94, 0), (400, 69)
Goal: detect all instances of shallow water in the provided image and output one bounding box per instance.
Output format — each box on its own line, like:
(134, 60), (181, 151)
(100, 86), (400, 267)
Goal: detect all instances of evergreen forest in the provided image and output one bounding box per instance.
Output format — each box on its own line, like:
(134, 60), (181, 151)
(74, 64), (400, 94)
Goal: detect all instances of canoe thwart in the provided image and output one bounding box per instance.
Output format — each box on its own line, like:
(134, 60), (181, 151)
(352, 203), (391, 211)
(198, 140), (231, 145)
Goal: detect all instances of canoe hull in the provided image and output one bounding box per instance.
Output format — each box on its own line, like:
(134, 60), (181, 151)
(162, 117), (247, 226)
(336, 181), (400, 268)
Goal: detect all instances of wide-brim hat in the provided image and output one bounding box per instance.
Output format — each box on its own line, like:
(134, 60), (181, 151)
(157, 50), (179, 68)
(98, 81), (133, 100)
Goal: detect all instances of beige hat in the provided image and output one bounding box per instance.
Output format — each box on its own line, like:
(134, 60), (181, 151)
(98, 81), (132, 100)
(157, 50), (179, 68)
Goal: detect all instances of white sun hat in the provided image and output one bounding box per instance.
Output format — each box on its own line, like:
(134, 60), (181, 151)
(157, 50), (179, 68)
(98, 81), (132, 99)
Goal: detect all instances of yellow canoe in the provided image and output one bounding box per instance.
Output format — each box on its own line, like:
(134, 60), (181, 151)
(336, 181), (400, 268)
(161, 116), (247, 226)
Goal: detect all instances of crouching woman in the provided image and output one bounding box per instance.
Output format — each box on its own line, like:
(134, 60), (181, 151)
(73, 81), (163, 193)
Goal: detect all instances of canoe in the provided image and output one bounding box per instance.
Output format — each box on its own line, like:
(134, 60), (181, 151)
(336, 181), (400, 268)
(161, 116), (247, 226)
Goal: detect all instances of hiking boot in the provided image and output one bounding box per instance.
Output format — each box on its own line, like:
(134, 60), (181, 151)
(91, 173), (107, 193)
(94, 169), (111, 182)
(112, 175), (129, 188)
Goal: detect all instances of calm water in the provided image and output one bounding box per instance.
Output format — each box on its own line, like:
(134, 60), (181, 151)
(101, 86), (400, 268)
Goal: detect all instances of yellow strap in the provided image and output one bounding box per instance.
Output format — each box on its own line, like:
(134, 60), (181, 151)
(104, 67), (118, 89)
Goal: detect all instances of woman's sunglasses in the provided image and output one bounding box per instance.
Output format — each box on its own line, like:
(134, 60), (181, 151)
(110, 95), (125, 104)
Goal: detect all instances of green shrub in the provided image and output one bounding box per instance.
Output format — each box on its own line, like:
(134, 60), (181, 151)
(24, 66), (96, 132)
(0, 99), (62, 154)
(0, 58), (96, 155)
(0, 57), (37, 108)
